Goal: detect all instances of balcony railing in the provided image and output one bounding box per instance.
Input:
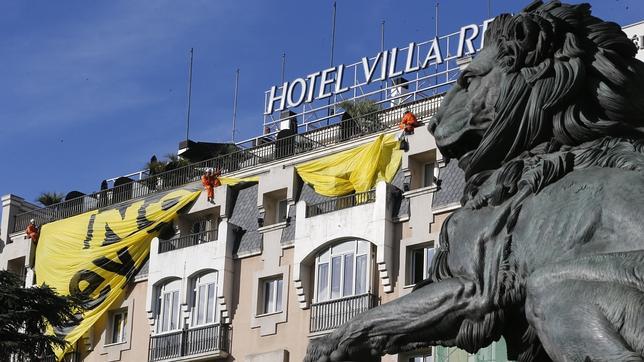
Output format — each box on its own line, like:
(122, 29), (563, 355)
(306, 190), (376, 218)
(148, 324), (230, 361)
(158, 229), (218, 254)
(309, 293), (379, 333)
(12, 94), (443, 233)
(43, 351), (80, 362)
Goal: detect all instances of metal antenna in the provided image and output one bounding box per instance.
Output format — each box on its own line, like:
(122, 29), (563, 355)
(232, 68), (239, 143)
(186, 48), (194, 144)
(381, 20), (385, 100)
(281, 52), (286, 85)
(327, 1), (337, 120)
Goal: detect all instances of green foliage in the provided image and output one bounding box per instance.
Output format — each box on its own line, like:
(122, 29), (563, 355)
(37, 192), (64, 207)
(339, 99), (382, 133)
(0, 271), (84, 361)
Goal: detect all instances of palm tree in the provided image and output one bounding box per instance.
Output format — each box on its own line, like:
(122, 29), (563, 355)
(0, 271), (83, 361)
(339, 99), (381, 133)
(37, 192), (64, 206)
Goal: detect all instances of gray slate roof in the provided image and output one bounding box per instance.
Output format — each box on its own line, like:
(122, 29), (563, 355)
(229, 184), (262, 256)
(432, 160), (465, 208)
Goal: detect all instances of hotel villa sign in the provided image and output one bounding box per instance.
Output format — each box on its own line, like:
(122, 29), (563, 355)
(264, 19), (494, 115)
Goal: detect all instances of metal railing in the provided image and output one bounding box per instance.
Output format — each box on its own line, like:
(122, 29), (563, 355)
(13, 93), (444, 233)
(306, 190), (376, 218)
(43, 351), (80, 362)
(309, 293), (378, 333)
(158, 229), (218, 254)
(148, 324), (230, 361)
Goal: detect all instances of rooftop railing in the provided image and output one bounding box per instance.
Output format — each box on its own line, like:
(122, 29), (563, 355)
(306, 190), (376, 218)
(12, 94), (444, 233)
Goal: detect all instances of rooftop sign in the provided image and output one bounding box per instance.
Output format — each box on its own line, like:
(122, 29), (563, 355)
(264, 19), (494, 115)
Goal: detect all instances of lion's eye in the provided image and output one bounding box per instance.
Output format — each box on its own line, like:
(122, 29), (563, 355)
(458, 71), (474, 89)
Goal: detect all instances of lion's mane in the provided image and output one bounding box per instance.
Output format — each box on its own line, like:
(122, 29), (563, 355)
(465, 0), (644, 179)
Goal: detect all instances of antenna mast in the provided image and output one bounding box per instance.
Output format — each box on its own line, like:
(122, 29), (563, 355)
(185, 48), (194, 144)
(232, 68), (239, 143)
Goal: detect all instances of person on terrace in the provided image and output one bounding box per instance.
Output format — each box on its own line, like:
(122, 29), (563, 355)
(26, 219), (39, 244)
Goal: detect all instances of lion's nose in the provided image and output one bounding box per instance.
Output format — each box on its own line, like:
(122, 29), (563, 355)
(427, 116), (439, 134)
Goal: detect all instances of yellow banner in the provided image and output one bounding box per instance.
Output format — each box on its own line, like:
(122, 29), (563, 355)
(35, 189), (200, 359)
(295, 134), (402, 197)
(219, 175), (259, 186)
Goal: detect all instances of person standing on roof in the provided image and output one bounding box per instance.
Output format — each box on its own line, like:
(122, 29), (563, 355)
(26, 219), (39, 244)
(398, 110), (421, 150)
(201, 168), (221, 203)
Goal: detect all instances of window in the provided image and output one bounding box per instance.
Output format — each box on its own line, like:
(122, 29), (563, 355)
(191, 272), (218, 326)
(315, 239), (371, 302)
(409, 351), (433, 362)
(261, 277), (283, 314)
(410, 245), (435, 285)
(109, 309), (128, 344)
(156, 279), (181, 333)
(277, 199), (288, 223)
(423, 163), (436, 188)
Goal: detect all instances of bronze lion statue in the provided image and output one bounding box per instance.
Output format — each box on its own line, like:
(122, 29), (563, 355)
(305, 1), (644, 361)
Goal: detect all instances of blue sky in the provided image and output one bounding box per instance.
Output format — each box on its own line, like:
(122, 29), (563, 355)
(1, 0), (642, 206)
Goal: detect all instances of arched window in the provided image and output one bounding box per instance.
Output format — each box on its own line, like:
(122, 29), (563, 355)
(156, 279), (181, 333)
(314, 239), (371, 302)
(190, 271), (218, 326)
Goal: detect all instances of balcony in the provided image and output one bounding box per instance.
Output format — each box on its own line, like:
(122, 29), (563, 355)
(158, 229), (218, 254)
(12, 94), (443, 233)
(309, 293), (378, 333)
(43, 351), (80, 362)
(148, 324), (230, 361)
(306, 190), (376, 218)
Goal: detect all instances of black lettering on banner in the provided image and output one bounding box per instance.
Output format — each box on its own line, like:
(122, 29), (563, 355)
(83, 214), (96, 249)
(93, 247), (136, 286)
(136, 199), (154, 230)
(161, 197), (180, 211)
(69, 269), (110, 310)
(101, 223), (122, 246)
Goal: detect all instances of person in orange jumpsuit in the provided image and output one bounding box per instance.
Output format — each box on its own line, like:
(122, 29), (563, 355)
(201, 168), (221, 202)
(398, 110), (421, 150)
(26, 219), (39, 244)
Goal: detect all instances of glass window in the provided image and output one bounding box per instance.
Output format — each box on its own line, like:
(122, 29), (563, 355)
(192, 271), (218, 326)
(157, 279), (181, 333)
(409, 353), (433, 362)
(314, 239), (371, 302)
(423, 163), (435, 188)
(262, 277), (283, 314)
(410, 245), (435, 285)
(277, 199), (288, 223)
(110, 310), (127, 344)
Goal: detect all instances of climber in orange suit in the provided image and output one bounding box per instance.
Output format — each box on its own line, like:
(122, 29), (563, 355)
(201, 168), (221, 202)
(399, 110), (421, 134)
(26, 219), (39, 244)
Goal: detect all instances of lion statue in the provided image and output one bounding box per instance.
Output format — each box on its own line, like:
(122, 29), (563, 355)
(305, 1), (644, 361)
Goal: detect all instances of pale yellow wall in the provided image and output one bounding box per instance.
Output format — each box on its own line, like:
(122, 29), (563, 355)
(80, 280), (150, 362)
(230, 247), (310, 361)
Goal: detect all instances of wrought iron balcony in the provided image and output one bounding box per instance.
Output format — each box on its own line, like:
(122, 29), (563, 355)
(12, 94), (443, 233)
(309, 293), (379, 333)
(148, 324), (231, 361)
(43, 351), (80, 362)
(306, 190), (376, 218)
(158, 229), (218, 254)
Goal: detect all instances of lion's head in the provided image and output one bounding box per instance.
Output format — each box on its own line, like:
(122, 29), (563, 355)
(431, 0), (644, 179)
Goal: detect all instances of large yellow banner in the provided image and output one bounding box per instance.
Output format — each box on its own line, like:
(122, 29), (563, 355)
(35, 188), (200, 360)
(296, 134), (402, 196)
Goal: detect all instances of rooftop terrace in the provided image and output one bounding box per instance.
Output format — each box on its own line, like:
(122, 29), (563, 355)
(12, 94), (444, 233)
